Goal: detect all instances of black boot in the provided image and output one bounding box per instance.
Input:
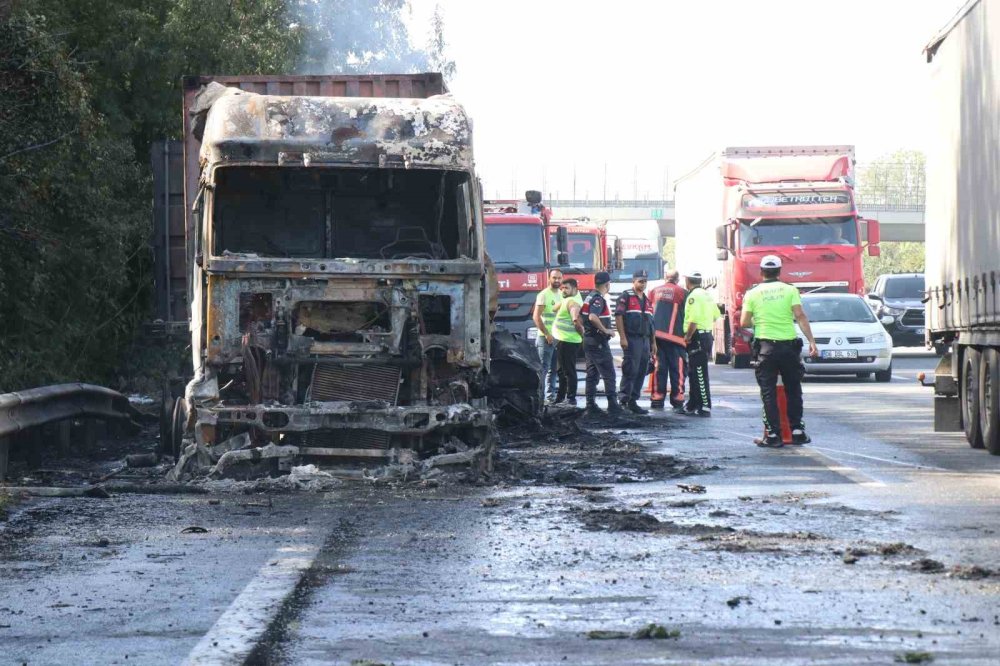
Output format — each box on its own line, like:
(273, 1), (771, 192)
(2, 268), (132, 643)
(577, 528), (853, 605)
(607, 399), (625, 416)
(626, 399), (648, 415)
(584, 401), (605, 416)
(756, 431), (783, 448)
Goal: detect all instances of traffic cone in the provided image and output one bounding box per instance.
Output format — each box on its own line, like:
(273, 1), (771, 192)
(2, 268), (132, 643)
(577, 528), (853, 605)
(762, 376), (793, 444)
(776, 379), (793, 444)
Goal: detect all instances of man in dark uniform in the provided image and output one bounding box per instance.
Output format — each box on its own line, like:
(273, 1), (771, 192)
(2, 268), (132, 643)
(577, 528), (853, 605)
(615, 269), (655, 415)
(581, 271), (623, 416)
(648, 269), (687, 412)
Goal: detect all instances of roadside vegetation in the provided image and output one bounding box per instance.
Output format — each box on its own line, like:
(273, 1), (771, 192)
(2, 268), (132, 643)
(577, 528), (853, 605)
(0, 1), (453, 392)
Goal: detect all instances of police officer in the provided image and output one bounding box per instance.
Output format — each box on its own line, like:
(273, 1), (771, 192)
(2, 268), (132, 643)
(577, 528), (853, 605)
(532, 269), (563, 403)
(581, 271), (624, 416)
(552, 278), (584, 405)
(648, 269), (687, 412)
(682, 270), (721, 417)
(740, 255), (819, 447)
(615, 269), (655, 414)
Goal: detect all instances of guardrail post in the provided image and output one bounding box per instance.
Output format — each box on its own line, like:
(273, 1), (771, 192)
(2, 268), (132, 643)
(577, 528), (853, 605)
(82, 419), (98, 455)
(0, 436), (9, 481)
(57, 420), (72, 457)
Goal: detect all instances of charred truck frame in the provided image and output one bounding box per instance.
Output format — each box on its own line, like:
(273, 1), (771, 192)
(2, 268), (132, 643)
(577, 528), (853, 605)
(164, 74), (501, 470)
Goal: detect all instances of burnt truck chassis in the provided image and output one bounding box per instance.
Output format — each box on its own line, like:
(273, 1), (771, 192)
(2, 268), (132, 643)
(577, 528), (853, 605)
(160, 81), (543, 477)
(168, 257), (502, 473)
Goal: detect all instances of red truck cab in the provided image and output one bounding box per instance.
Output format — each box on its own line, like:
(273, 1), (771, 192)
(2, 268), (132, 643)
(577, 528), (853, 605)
(484, 193), (566, 339)
(675, 146), (881, 368)
(547, 219), (610, 294)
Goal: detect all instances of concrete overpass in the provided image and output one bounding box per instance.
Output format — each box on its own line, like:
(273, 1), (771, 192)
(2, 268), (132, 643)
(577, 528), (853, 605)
(547, 200), (925, 242)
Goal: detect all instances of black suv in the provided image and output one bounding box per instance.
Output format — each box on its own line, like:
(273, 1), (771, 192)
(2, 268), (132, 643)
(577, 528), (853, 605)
(866, 273), (925, 347)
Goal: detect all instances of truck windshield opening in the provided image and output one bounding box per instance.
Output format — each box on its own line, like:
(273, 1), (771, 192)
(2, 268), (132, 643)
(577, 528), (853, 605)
(485, 224), (545, 268)
(212, 167), (471, 260)
(739, 216), (857, 248)
(550, 233), (599, 270)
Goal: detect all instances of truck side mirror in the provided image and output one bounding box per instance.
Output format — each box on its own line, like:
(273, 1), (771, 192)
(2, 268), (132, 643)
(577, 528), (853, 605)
(557, 251), (570, 266)
(715, 225), (728, 250)
(716, 249), (729, 261)
(863, 217), (881, 255)
(556, 225), (569, 254)
(612, 237), (624, 271)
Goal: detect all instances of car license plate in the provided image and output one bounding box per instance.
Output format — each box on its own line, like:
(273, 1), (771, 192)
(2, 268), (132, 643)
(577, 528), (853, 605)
(821, 350), (858, 359)
(527, 329), (539, 341)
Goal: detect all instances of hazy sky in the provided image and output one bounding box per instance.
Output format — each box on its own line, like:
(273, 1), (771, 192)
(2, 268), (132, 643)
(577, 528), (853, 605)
(408, 0), (968, 200)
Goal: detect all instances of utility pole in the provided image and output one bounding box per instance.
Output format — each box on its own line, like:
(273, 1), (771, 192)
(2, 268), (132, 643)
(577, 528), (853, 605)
(572, 163), (577, 202)
(633, 164), (638, 201)
(603, 162), (607, 201)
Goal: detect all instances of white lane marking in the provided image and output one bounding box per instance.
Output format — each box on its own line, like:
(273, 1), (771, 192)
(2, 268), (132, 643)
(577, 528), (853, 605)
(714, 428), (885, 487)
(808, 446), (949, 472)
(184, 540), (320, 665)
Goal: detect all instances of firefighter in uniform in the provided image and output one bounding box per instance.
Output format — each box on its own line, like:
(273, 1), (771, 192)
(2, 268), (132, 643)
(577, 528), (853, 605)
(581, 271), (623, 416)
(648, 269), (687, 412)
(682, 270), (721, 417)
(532, 269), (563, 403)
(615, 269), (655, 415)
(552, 277), (584, 405)
(740, 255), (819, 447)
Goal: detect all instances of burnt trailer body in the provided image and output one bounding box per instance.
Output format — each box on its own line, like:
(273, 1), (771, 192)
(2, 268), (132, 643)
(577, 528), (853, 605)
(164, 74), (505, 468)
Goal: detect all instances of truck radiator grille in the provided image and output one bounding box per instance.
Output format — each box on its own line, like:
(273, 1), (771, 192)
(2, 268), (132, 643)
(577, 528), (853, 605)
(307, 364), (401, 403)
(304, 429), (392, 450)
(304, 364), (402, 450)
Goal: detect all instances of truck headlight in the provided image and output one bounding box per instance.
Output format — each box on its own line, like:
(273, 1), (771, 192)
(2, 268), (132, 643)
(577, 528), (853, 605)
(865, 332), (886, 343)
(882, 306), (905, 316)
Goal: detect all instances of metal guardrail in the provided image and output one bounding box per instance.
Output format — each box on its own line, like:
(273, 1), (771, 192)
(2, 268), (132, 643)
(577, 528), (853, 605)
(0, 384), (134, 438)
(0, 384), (137, 480)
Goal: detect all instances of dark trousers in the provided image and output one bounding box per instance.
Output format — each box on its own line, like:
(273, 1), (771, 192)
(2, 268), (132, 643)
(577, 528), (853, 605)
(685, 332), (713, 411)
(619, 335), (651, 401)
(556, 340), (580, 400)
(652, 339), (687, 407)
(583, 336), (616, 403)
(754, 339), (805, 434)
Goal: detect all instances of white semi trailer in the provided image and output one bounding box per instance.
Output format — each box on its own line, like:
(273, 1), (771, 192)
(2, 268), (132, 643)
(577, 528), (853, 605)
(924, 0), (1000, 455)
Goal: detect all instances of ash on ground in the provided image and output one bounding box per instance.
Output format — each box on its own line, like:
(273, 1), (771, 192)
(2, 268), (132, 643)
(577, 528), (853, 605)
(494, 404), (712, 486)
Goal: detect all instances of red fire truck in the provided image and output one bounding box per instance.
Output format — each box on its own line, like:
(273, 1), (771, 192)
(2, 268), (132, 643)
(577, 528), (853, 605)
(547, 218), (613, 294)
(484, 192), (567, 339)
(674, 146), (881, 368)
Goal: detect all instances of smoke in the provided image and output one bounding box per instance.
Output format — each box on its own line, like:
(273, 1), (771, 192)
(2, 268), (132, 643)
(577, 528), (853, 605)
(292, 0), (435, 75)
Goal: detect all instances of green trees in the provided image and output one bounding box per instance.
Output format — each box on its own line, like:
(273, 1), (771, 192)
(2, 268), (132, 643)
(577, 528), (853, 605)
(0, 13), (148, 388)
(856, 150), (926, 289)
(0, 1), (450, 391)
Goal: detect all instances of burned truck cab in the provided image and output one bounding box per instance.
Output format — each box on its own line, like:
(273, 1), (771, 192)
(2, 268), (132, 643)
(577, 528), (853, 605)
(177, 82), (494, 466)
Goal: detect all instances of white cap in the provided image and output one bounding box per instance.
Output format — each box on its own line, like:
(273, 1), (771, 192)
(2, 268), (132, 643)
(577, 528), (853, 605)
(685, 270), (703, 280)
(760, 255), (782, 269)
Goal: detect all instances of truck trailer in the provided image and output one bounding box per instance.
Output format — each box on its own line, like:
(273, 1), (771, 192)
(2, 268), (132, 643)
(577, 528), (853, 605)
(156, 74), (541, 475)
(603, 219), (665, 300)
(674, 146), (881, 368)
(924, 0), (1000, 455)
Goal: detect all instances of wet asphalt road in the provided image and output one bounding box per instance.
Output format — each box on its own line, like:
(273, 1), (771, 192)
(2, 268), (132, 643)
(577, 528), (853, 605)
(2, 349), (999, 665)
